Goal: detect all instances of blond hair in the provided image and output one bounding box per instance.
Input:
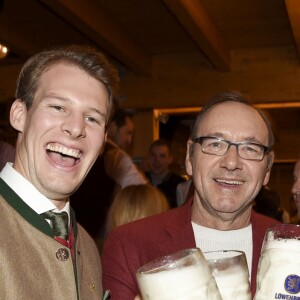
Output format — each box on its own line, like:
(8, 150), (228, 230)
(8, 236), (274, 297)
(105, 184), (169, 234)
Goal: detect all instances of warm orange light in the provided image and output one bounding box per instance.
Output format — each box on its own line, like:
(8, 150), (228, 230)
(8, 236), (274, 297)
(254, 102), (300, 109)
(0, 44), (9, 59)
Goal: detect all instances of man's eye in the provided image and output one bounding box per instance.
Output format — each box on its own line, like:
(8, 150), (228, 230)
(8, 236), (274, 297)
(245, 146), (259, 153)
(208, 142), (222, 148)
(86, 116), (99, 123)
(51, 105), (64, 111)
(86, 116), (105, 127)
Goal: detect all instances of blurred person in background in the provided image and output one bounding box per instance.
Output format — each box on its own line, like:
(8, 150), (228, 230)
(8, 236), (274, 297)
(253, 185), (290, 223)
(176, 178), (193, 206)
(0, 139), (15, 170)
(105, 184), (169, 236)
(291, 159), (300, 224)
(145, 139), (185, 208)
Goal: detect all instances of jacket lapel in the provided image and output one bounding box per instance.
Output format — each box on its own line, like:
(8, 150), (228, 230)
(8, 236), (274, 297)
(158, 198), (196, 254)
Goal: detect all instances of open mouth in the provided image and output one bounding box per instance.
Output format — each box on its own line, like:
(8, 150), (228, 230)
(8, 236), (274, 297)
(214, 179), (243, 186)
(46, 143), (82, 167)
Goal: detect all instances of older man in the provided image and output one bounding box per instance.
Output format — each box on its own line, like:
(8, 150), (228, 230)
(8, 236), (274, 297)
(0, 45), (118, 299)
(101, 92), (280, 299)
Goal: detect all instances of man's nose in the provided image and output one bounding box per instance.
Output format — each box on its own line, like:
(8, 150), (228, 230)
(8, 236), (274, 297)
(219, 145), (243, 170)
(61, 112), (86, 138)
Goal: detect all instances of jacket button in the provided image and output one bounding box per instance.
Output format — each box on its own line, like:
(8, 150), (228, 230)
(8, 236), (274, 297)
(56, 248), (69, 261)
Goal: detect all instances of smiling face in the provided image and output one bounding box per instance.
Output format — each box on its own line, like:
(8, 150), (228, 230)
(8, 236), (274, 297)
(149, 145), (172, 176)
(186, 101), (273, 229)
(10, 63), (109, 207)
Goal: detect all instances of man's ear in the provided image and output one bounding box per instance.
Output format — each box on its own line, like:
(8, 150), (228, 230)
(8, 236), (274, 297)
(185, 140), (193, 176)
(263, 151), (274, 185)
(10, 99), (27, 132)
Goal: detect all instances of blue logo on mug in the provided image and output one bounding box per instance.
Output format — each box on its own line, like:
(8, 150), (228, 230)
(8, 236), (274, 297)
(285, 275), (300, 294)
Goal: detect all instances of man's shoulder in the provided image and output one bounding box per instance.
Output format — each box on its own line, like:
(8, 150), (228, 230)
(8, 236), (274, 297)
(104, 140), (119, 154)
(105, 142), (128, 160)
(251, 210), (282, 229)
(114, 208), (176, 231)
(108, 203), (189, 239)
(103, 201), (194, 265)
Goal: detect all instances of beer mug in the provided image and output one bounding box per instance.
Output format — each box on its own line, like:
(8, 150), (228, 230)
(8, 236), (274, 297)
(204, 250), (251, 300)
(136, 248), (222, 300)
(254, 224), (300, 299)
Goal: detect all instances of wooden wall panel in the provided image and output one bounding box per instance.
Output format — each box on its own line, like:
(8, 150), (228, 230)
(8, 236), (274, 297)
(121, 47), (300, 109)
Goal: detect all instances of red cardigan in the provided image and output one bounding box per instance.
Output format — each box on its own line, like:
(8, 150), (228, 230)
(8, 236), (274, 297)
(101, 198), (280, 299)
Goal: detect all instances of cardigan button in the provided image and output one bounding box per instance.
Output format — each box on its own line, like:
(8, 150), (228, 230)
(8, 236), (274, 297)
(56, 248), (69, 261)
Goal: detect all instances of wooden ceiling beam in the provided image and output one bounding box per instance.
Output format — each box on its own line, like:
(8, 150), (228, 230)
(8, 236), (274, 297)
(40, 0), (152, 75)
(285, 0), (300, 59)
(163, 0), (230, 71)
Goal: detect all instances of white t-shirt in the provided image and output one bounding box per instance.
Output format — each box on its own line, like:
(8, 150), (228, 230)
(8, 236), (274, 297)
(192, 222), (253, 279)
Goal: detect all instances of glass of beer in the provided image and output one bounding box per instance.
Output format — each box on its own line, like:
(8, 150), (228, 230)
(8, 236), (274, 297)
(254, 224), (300, 299)
(204, 250), (251, 300)
(136, 248), (222, 300)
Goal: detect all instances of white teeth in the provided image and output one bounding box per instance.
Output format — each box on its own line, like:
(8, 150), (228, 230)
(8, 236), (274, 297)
(46, 143), (81, 159)
(216, 179), (242, 185)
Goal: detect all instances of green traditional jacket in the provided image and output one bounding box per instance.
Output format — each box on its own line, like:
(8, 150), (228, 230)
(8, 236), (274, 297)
(0, 178), (103, 300)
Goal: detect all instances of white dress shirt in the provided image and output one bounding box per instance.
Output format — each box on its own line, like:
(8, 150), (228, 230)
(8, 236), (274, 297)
(0, 163), (70, 227)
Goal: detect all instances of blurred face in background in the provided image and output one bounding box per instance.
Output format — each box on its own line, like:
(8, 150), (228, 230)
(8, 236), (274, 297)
(149, 145), (172, 176)
(109, 116), (134, 150)
(292, 160), (300, 214)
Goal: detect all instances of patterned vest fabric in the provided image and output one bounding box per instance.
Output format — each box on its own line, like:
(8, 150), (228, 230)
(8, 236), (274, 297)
(0, 179), (103, 300)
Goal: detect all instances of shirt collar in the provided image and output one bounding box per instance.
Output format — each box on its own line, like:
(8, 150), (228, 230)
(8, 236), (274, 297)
(0, 163), (70, 218)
